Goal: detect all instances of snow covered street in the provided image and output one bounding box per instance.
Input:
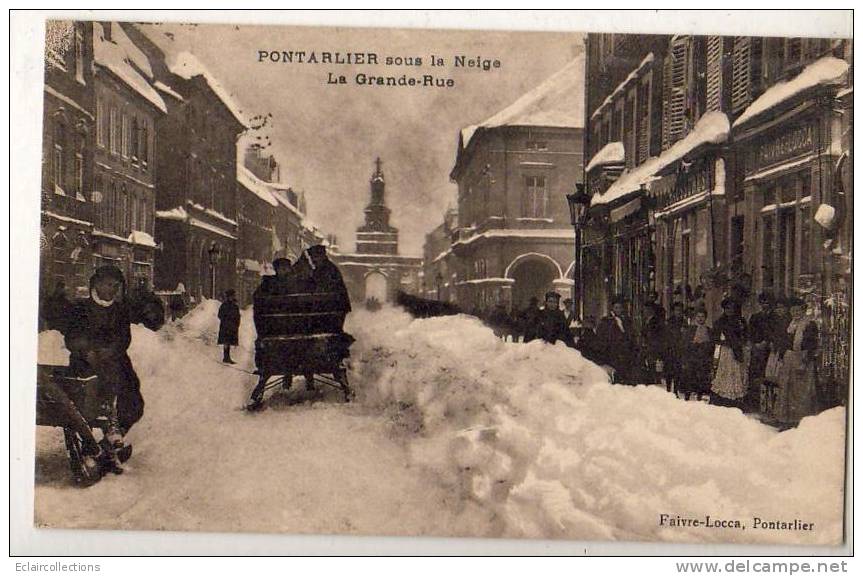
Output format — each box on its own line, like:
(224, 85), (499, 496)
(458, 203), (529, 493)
(34, 303), (846, 544)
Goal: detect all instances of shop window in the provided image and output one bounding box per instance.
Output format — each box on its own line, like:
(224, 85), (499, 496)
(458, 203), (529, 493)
(778, 208), (796, 295)
(800, 205), (811, 276)
(762, 216), (775, 292)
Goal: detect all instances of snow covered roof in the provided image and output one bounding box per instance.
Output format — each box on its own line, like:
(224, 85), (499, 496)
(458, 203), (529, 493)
(237, 165), (279, 207)
(585, 141), (626, 173)
(734, 56), (849, 128)
(93, 23), (166, 113)
(592, 111), (730, 207)
(153, 80), (184, 101)
(590, 53), (654, 121)
(460, 56), (585, 149)
(169, 51), (249, 127)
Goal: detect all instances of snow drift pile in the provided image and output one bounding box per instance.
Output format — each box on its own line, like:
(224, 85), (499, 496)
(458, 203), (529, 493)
(347, 307), (845, 544)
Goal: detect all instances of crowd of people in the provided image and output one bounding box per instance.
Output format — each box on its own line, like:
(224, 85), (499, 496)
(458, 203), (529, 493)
(475, 288), (824, 429)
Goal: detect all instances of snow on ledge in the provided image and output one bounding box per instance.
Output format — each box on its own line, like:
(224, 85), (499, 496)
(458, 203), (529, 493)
(156, 206), (188, 221)
(585, 142), (625, 173)
(734, 56), (849, 128)
(592, 111), (730, 207)
(128, 230), (157, 247)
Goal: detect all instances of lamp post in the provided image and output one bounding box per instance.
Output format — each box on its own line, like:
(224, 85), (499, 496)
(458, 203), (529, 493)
(566, 183), (591, 320)
(207, 242), (220, 299)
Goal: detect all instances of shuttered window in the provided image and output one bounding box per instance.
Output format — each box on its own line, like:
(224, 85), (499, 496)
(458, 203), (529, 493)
(662, 36), (691, 150)
(706, 36), (724, 112)
(731, 37), (752, 115)
(638, 75), (652, 164)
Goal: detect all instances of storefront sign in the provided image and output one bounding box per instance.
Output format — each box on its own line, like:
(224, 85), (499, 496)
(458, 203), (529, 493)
(755, 123), (815, 170)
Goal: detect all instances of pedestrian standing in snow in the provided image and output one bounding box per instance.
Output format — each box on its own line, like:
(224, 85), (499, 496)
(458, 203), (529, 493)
(762, 299), (790, 419)
(664, 302), (687, 396)
(681, 307), (713, 400)
(709, 297), (749, 408)
(747, 292), (775, 413)
(533, 291), (575, 346)
(774, 297), (819, 428)
(488, 302), (511, 340)
(640, 303), (666, 386)
(218, 289), (241, 364)
(520, 297), (541, 343)
(596, 297), (636, 384)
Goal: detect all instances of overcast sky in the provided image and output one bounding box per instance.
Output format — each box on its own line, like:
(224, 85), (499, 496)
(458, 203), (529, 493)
(143, 22), (583, 255)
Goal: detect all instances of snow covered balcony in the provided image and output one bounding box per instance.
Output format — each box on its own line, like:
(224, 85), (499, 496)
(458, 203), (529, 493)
(590, 111), (730, 210)
(733, 56), (849, 130)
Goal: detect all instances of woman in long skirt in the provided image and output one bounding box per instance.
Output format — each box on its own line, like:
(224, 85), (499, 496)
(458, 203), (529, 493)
(762, 299), (790, 420)
(775, 297), (819, 428)
(710, 297), (748, 408)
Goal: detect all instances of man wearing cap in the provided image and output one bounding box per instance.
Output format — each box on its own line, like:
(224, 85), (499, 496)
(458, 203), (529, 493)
(218, 289), (241, 364)
(532, 291), (575, 346)
(306, 245), (351, 325)
(596, 297), (636, 384)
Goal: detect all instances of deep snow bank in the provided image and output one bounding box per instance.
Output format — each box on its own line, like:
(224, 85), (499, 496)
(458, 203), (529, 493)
(346, 307), (845, 544)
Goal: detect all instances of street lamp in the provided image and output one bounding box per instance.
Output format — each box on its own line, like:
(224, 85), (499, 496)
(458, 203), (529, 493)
(207, 242), (220, 298)
(566, 183), (591, 320)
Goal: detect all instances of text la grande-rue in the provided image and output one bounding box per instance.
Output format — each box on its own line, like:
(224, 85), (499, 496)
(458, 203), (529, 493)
(256, 51), (501, 88)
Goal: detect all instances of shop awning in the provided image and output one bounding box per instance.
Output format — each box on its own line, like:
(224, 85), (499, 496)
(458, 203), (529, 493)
(609, 197), (642, 223)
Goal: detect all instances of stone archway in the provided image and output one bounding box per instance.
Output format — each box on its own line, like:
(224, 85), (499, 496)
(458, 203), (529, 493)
(506, 253), (561, 311)
(364, 270), (388, 303)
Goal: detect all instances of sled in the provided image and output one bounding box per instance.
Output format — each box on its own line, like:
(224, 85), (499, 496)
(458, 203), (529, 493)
(247, 291), (354, 410)
(35, 365), (130, 486)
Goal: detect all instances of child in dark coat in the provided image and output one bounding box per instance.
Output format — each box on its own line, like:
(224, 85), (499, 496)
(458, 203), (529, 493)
(218, 289), (241, 364)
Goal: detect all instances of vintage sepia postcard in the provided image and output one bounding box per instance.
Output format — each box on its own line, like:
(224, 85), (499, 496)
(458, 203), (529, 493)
(25, 12), (851, 550)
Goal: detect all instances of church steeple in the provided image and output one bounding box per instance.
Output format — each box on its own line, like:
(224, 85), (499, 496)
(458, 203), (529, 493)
(357, 157), (399, 254)
(369, 156), (386, 206)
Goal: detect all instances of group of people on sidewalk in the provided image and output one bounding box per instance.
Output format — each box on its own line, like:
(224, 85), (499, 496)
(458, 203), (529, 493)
(477, 287), (823, 429)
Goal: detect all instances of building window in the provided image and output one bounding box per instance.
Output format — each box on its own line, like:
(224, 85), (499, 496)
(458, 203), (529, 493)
(75, 152), (83, 197)
(783, 38), (803, 73)
(638, 75), (652, 164)
(523, 175), (547, 218)
(52, 121), (65, 194)
(131, 117), (139, 160)
(121, 114), (129, 158)
(109, 107), (119, 154)
(706, 36), (724, 113)
(526, 140), (548, 151)
(74, 26), (85, 84)
(662, 35), (692, 150)
(96, 98), (105, 147)
(140, 122), (149, 166)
